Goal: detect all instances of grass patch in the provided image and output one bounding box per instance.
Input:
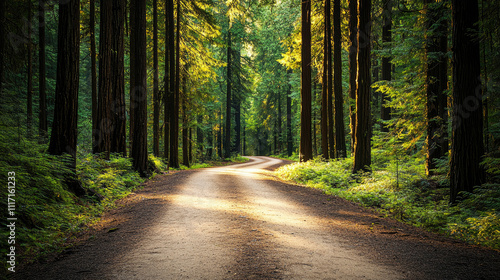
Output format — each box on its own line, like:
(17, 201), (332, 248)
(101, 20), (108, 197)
(275, 156), (500, 249)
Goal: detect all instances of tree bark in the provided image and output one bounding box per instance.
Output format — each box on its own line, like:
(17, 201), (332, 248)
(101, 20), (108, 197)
(348, 0), (357, 154)
(225, 29), (232, 159)
(182, 89), (189, 167)
(321, 0), (330, 160)
(110, 0), (126, 156)
(90, 0), (97, 149)
(169, 0), (180, 168)
(48, 0), (84, 195)
(380, 0), (392, 132)
(449, 0), (485, 203)
(27, 1), (33, 138)
(353, 0), (372, 173)
(94, 0), (113, 158)
(153, 0), (160, 156)
(300, 0), (313, 162)
(38, 0), (47, 143)
(130, 0), (148, 176)
(333, 0), (346, 158)
(165, 0), (175, 161)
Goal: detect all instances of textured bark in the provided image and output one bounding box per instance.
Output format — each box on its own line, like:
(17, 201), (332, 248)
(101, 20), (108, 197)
(333, 0), (346, 158)
(38, 0), (47, 143)
(165, 0), (175, 160)
(287, 69), (293, 157)
(353, 0), (372, 173)
(48, 0), (84, 195)
(300, 0), (313, 162)
(182, 92), (189, 167)
(425, 0), (448, 175)
(110, 0), (126, 156)
(225, 30), (232, 159)
(348, 0), (357, 154)
(449, 0), (485, 203)
(27, 1), (33, 137)
(153, 0), (160, 156)
(170, 0), (180, 168)
(94, 0), (113, 158)
(380, 0), (392, 132)
(130, 0), (148, 176)
(321, 0), (330, 160)
(90, 0), (97, 149)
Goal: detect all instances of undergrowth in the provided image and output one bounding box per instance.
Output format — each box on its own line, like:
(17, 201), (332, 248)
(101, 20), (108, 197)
(276, 155), (500, 249)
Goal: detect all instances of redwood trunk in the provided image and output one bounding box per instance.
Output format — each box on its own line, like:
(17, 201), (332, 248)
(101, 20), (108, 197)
(333, 0), (346, 158)
(300, 0), (313, 162)
(353, 0), (372, 173)
(449, 0), (485, 203)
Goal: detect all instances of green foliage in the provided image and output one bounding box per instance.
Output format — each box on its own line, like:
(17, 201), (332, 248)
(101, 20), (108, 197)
(276, 156), (500, 249)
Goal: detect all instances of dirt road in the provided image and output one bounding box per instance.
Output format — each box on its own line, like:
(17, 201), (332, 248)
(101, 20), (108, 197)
(15, 157), (500, 279)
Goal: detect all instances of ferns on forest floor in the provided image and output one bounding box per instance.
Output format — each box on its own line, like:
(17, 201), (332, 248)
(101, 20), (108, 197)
(275, 156), (500, 249)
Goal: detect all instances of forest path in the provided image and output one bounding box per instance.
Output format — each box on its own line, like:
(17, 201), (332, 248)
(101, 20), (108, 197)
(15, 157), (500, 279)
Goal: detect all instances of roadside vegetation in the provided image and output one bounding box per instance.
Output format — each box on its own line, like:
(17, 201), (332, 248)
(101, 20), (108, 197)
(0, 136), (248, 268)
(275, 151), (500, 250)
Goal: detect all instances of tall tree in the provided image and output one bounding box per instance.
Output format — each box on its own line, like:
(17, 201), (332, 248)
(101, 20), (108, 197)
(38, 0), (47, 143)
(449, 0), (485, 203)
(48, 0), (84, 195)
(90, 0), (97, 149)
(425, 0), (448, 175)
(225, 28), (232, 159)
(94, 0), (114, 158)
(300, 0), (313, 162)
(353, 0), (372, 173)
(153, 0), (160, 156)
(321, 0), (331, 160)
(130, 0), (148, 176)
(110, 0), (126, 155)
(27, 0), (33, 137)
(380, 0), (392, 132)
(333, 0), (346, 158)
(165, 0), (175, 161)
(286, 69), (293, 157)
(348, 0), (357, 154)
(169, 0), (180, 168)
(182, 82), (189, 167)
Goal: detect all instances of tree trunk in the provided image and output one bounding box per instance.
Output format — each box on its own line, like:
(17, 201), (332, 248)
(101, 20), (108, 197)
(182, 92), (189, 167)
(197, 115), (204, 161)
(333, 0), (346, 158)
(225, 29), (232, 159)
(110, 0), (126, 156)
(287, 70), (293, 157)
(130, 0), (148, 176)
(48, 0), (84, 195)
(38, 0), (47, 143)
(353, 0), (372, 173)
(321, 0), (330, 160)
(90, 0), (97, 149)
(169, 0), (180, 168)
(153, 0), (160, 156)
(94, 0), (113, 158)
(165, 0), (175, 160)
(300, 0), (313, 162)
(348, 0), (357, 154)
(235, 48), (241, 155)
(425, 0), (448, 175)
(449, 0), (485, 203)
(380, 0), (392, 133)
(27, 1), (33, 138)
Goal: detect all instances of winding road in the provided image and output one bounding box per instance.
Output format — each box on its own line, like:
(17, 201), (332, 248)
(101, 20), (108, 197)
(15, 157), (500, 279)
